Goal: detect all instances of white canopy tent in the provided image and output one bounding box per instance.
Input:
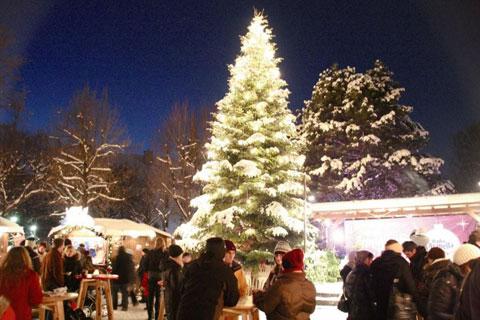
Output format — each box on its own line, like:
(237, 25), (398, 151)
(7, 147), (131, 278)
(0, 216), (24, 234)
(48, 217), (171, 239)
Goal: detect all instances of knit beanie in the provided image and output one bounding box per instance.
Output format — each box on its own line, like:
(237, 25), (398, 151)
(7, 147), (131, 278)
(385, 242), (403, 254)
(168, 244), (184, 258)
(410, 229), (429, 248)
(282, 249), (304, 273)
(224, 240), (236, 252)
(274, 241), (291, 254)
(453, 244), (480, 266)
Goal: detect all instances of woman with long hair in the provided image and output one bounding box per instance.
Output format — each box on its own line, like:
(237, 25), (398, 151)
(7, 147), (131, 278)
(0, 246), (43, 320)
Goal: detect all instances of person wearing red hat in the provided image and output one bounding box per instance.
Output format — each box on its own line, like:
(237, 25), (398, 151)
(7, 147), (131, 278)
(253, 248), (316, 319)
(224, 240), (249, 297)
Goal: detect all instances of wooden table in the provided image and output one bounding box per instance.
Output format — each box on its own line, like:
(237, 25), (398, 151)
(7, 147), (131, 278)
(77, 274), (118, 320)
(39, 292), (79, 320)
(221, 296), (260, 320)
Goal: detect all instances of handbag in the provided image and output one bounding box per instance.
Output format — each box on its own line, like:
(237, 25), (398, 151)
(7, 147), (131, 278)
(337, 293), (350, 313)
(388, 277), (417, 320)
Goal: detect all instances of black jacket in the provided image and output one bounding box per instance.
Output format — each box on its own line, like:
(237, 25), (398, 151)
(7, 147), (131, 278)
(26, 246), (41, 275)
(410, 246), (427, 285)
(371, 250), (417, 320)
(162, 259), (183, 320)
(340, 264), (353, 283)
(428, 261), (463, 320)
(138, 255), (147, 279)
(112, 250), (135, 285)
(345, 264), (375, 320)
(455, 259), (480, 320)
(417, 259), (450, 317)
(144, 248), (168, 278)
(176, 254), (239, 320)
(64, 254), (82, 292)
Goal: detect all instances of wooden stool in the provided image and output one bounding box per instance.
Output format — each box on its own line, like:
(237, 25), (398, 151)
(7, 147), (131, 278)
(77, 278), (114, 320)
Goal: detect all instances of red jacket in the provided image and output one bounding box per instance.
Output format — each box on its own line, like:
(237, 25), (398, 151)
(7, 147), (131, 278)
(0, 269), (43, 320)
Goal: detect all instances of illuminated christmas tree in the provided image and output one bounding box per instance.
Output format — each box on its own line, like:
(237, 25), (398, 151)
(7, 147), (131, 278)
(176, 13), (307, 252)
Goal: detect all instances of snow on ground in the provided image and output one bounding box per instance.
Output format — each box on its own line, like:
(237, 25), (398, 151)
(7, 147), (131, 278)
(113, 303), (347, 320)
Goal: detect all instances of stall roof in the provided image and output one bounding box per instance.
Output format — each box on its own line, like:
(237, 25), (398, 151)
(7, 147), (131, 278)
(48, 218), (171, 238)
(310, 192), (480, 221)
(0, 216), (24, 234)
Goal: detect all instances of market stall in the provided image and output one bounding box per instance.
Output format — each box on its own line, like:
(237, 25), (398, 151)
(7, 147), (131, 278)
(48, 207), (171, 265)
(310, 192), (480, 256)
(0, 216), (24, 260)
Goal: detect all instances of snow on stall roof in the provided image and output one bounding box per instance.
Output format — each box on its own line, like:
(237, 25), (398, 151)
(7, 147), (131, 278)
(48, 218), (171, 238)
(310, 193), (480, 219)
(0, 216), (24, 234)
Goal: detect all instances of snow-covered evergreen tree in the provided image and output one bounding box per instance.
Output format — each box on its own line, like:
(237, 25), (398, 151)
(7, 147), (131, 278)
(176, 13), (307, 252)
(300, 61), (453, 201)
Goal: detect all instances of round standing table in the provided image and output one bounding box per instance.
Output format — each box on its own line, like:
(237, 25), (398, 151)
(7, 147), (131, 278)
(39, 292), (79, 320)
(77, 274), (118, 320)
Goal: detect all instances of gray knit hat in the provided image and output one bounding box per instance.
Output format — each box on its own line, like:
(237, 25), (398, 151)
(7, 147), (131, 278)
(410, 228), (430, 248)
(274, 241), (291, 254)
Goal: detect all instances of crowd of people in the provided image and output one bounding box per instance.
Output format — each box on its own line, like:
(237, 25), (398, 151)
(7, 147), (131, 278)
(340, 229), (480, 320)
(5, 227), (480, 320)
(0, 235), (317, 320)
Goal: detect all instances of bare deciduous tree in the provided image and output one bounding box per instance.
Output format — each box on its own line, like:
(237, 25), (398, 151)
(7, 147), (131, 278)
(0, 129), (51, 215)
(153, 102), (212, 222)
(50, 86), (128, 214)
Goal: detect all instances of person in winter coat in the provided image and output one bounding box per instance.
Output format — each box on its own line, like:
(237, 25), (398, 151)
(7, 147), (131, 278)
(452, 244), (480, 320)
(138, 248), (149, 303)
(177, 237), (239, 320)
(254, 248), (316, 319)
(37, 241), (48, 264)
(345, 250), (375, 320)
(41, 238), (65, 291)
(263, 241), (291, 291)
(408, 230), (429, 285)
(224, 240), (249, 297)
(425, 247), (464, 320)
(341, 251), (357, 284)
(0, 246), (43, 320)
(20, 238), (41, 274)
(370, 240), (418, 320)
(162, 245), (184, 320)
(63, 245), (82, 292)
(416, 247), (447, 317)
(80, 249), (95, 273)
(112, 246), (135, 311)
(144, 237), (168, 320)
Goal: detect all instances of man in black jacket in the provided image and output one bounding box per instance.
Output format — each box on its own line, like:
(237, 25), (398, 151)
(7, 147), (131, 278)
(112, 246), (135, 311)
(345, 250), (375, 320)
(162, 245), (184, 320)
(177, 237), (239, 320)
(371, 240), (418, 320)
(144, 237), (168, 320)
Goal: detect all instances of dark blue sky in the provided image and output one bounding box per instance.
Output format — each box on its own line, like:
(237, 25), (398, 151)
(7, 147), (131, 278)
(2, 1), (480, 175)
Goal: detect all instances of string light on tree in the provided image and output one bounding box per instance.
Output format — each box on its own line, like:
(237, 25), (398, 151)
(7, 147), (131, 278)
(175, 12), (314, 256)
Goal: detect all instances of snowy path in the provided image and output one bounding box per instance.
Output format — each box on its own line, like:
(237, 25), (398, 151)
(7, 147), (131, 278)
(113, 303), (347, 320)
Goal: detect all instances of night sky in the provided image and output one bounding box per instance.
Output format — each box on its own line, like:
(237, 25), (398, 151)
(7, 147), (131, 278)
(1, 1), (480, 175)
